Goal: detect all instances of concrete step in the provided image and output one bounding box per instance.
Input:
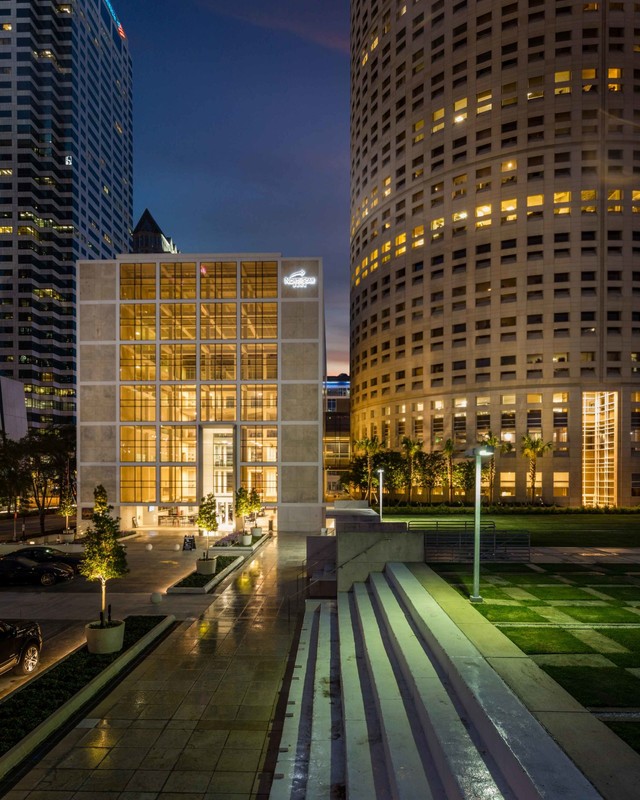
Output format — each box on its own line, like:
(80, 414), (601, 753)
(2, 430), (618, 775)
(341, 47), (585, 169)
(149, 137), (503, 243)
(385, 562), (602, 800)
(368, 571), (505, 799)
(351, 581), (435, 800)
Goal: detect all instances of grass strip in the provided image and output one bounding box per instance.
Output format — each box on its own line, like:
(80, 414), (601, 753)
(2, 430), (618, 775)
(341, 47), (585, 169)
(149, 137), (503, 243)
(541, 665), (640, 708)
(558, 606), (640, 624)
(603, 722), (640, 755)
(499, 626), (596, 654)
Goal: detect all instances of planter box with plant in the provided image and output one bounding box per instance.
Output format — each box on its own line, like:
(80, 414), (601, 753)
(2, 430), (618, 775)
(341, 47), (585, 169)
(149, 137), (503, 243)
(79, 485), (128, 654)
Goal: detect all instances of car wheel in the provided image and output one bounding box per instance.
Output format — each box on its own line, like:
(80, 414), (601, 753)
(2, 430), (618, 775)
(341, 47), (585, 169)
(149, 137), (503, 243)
(39, 572), (56, 586)
(15, 642), (40, 675)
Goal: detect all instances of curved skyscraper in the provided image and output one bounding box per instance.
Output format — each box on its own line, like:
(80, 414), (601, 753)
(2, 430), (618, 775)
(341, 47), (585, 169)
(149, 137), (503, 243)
(350, 0), (640, 507)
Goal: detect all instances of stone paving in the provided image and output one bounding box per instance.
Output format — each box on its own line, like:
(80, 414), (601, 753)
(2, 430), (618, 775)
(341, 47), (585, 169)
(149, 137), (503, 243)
(1, 533), (308, 800)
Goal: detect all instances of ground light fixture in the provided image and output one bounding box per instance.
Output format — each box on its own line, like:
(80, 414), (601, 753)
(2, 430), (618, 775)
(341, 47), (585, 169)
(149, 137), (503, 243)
(470, 446), (494, 603)
(377, 468), (384, 522)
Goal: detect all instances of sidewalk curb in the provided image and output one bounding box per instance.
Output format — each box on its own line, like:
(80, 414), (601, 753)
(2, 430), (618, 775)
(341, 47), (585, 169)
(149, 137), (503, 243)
(0, 614), (175, 782)
(167, 557), (243, 594)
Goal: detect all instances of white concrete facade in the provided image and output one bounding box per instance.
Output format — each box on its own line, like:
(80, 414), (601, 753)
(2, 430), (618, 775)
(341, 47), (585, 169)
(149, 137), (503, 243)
(77, 254), (325, 533)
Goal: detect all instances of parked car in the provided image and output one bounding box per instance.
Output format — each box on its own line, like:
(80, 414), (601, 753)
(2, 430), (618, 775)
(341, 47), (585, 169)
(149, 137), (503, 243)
(0, 619), (42, 675)
(6, 546), (84, 574)
(0, 556), (74, 587)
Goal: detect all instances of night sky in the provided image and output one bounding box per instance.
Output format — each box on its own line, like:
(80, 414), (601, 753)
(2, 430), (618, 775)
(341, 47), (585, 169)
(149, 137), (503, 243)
(120, 0), (351, 374)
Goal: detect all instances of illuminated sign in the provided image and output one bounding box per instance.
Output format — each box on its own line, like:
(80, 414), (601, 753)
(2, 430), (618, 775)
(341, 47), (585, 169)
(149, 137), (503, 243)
(103, 0), (126, 39)
(283, 268), (317, 289)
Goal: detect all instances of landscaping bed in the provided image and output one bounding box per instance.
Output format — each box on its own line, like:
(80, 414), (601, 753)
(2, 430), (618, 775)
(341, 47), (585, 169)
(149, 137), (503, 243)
(433, 561), (640, 753)
(0, 615), (174, 773)
(167, 555), (241, 593)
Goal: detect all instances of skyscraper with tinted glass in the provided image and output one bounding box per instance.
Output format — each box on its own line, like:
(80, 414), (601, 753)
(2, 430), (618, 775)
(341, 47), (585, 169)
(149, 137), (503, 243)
(0, 0), (132, 425)
(350, 1), (640, 507)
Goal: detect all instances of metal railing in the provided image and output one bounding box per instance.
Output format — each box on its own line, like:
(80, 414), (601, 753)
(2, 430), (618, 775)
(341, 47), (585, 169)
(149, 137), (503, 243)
(423, 529), (530, 562)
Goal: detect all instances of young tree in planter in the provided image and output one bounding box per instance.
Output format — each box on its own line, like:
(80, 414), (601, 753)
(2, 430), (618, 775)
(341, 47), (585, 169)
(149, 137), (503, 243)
(80, 485), (128, 627)
(196, 493), (218, 534)
(58, 490), (75, 533)
(235, 487), (251, 531)
(249, 487), (262, 516)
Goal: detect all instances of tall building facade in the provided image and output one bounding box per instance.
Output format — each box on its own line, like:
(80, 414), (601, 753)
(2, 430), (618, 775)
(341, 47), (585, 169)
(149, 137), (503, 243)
(77, 254), (325, 533)
(0, 0), (132, 425)
(350, 0), (640, 507)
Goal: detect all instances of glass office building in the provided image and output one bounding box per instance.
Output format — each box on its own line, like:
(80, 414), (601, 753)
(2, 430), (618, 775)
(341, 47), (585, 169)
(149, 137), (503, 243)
(0, 1), (132, 424)
(77, 255), (324, 533)
(350, 1), (640, 506)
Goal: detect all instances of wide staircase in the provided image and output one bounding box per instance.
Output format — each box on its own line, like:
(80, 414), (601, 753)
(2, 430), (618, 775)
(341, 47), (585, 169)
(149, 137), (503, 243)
(270, 562), (602, 800)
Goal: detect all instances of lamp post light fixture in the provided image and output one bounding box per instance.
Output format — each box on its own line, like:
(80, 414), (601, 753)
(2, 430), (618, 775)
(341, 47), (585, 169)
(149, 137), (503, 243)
(377, 468), (384, 522)
(470, 446), (494, 603)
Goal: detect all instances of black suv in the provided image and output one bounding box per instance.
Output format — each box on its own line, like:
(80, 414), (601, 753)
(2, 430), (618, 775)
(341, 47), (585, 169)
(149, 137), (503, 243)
(0, 619), (42, 676)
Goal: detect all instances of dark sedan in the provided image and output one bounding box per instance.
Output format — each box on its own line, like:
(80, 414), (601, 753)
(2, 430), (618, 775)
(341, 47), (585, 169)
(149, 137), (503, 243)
(0, 556), (74, 587)
(0, 619), (42, 675)
(6, 546), (84, 574)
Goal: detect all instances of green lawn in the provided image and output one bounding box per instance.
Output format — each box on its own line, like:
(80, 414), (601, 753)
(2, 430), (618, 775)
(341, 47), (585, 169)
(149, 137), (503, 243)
(388, 512), (640, 547)
(433, 563), (640, 752)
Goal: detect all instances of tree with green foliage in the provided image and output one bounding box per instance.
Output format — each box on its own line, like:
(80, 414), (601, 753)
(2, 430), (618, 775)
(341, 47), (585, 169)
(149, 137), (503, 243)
(249, 487), (262, 515)
(79, 485), (128, 627)
(353, 436), (385, 501)
(375, 449), (405, 503)
(401, 436), (423, 504)
(234, 487), (251, 529)
(58, 490), (75, 532)
(415, 451), (445, 504)
(196, 492), (218, 533)
(480, 431), (514, 504)
(0, 437), (30, 537)
(520, 435), (553, 502)
(441, 439), (456, 504)
(338, 455), (368, 499)
(453, 459), (476, 503)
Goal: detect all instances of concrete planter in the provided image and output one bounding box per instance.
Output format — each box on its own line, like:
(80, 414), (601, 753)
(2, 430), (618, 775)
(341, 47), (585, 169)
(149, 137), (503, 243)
(241, 533), (252, 546)
(251, 526), (262, 537)
(85, 620), (125, 654)
(196, 556), (217, 575)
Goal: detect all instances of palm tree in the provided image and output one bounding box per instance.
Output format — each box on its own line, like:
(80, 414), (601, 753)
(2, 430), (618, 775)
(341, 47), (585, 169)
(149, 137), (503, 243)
(353, 436), (384, 501)
(520, 435), (553, 503)
(401, 436), (423, 504)
(442, 439), (456, 504)
(481, 431), (513, 504)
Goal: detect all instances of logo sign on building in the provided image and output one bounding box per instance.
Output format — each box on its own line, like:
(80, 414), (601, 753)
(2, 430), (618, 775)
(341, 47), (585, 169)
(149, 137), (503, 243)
(283, 268), (317, 289)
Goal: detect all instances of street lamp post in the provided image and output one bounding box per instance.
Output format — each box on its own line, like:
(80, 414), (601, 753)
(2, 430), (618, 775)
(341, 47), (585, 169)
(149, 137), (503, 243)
(470, 446), (494, 603)
(377, 468), (384, 522)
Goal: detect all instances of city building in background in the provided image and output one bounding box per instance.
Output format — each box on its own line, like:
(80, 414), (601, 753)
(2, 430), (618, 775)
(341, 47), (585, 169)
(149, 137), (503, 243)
(350, 1), (640, 506)
(324, 373), (351, 499)
(132, 209), (178, 254)
(0, 375), (27, 440)
(77, 254), (324, 533)
(0, 0), (132, 425)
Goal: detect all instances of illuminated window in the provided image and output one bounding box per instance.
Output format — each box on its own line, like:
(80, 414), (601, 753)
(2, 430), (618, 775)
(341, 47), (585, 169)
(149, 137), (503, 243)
(160, 385), (196, 422)
(160, 466), (197, 503)
(120, 426), (156, 462)
(241, 426), (278, 462)
(200, 261), (237, 298)
(241, 343), (277, 380)
(241, 303), (277, 339)
(120, 263), (155, 300)
(120, 385), (156, 422)
(453, 97), (467, 123)
(120, 304), (155, 341)
(120, 344), (156, 381)
(477, 89), (492, 113)
(200, 303), (237, 340)
(160, 304), (196, 340)
(241, 261), (278, 298)
(201, 344), (236, 380)
(160, 262), (196, 299)
(431, 107), (445, 132)
(159, 344), (196, 381)
(501, 199), (517, 223)
(201, 385), (237, 421)
(241, 385), (278, 421)
(120, 466), (156, 503)
(160, 426), (197, 463)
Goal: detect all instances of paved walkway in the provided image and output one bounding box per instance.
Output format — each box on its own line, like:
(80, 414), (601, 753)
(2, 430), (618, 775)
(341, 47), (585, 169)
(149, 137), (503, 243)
(2, 533), (308, 800)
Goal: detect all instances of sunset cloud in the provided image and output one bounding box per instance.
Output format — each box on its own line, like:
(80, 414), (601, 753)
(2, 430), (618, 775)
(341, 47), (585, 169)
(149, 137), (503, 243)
(195, 0), (349, 54)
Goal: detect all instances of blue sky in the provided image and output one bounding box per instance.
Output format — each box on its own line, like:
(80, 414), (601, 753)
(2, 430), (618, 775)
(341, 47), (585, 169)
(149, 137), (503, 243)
(120, 0), (350, 373)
